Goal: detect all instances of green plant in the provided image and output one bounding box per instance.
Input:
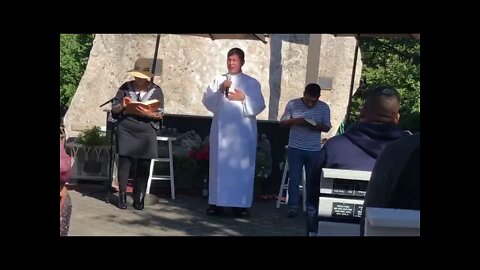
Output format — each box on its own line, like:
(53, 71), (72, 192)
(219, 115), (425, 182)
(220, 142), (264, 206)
(60, 34), (95, 116)
(76, 126), (109, 147)
(172, 155), (198, 189)
(347, 37), (420, 133)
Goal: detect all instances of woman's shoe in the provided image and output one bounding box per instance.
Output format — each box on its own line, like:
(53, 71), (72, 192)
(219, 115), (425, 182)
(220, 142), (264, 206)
(133, 192), (145, 210)
(133, 176), (147, 210)
(118, 191), (127, 209)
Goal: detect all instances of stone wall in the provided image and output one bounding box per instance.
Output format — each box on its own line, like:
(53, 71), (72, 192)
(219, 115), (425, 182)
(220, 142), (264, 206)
(64, 34), (362, 139)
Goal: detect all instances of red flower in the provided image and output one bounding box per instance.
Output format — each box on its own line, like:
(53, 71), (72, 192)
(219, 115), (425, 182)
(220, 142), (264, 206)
(189, 144), (210, 179)
(188, 149), (196, 159)
(199, 149), (209, 160)
(190, 144), (209, 161)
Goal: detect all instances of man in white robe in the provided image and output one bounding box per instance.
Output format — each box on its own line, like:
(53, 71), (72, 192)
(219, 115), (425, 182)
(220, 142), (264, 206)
(202, 47), (266, 217)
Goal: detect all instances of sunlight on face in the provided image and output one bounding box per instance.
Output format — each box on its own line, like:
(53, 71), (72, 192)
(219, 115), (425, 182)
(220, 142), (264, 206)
(227, 54), (244, 74)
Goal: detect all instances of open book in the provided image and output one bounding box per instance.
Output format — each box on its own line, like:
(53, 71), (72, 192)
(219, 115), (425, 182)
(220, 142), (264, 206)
(304, 118), (316, 126)
(125, 99), (162, 115)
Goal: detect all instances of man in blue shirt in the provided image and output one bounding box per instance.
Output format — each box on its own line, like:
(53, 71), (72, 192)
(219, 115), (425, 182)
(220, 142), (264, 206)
(280, 83), (331, 218)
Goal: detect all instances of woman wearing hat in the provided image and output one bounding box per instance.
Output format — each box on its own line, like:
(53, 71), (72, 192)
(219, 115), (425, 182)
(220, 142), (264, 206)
(111, 58), (164, 210)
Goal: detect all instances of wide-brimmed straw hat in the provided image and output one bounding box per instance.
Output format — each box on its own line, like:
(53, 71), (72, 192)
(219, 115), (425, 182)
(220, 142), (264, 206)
(127, 58), (154, 79)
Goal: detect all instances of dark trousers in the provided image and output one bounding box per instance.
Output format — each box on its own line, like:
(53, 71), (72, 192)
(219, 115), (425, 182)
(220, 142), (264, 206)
(306, 171), (321, 234)
(118, 155), (151, 196)
(287, 147), (320, 210)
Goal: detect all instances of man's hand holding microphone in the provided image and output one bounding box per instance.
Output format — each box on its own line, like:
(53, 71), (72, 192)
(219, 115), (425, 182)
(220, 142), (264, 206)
(220, 75), (232, 97)
(220, 75), (245, 102)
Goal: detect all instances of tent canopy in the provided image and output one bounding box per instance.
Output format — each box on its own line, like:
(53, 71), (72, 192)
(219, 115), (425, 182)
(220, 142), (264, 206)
(187, 34), (268, 44)
(150, 33), (418, 127)
(333, 33), (420, 40)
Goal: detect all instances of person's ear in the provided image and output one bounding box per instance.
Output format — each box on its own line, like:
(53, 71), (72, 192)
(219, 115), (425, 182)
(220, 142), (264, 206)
(394, 113), (400, 125)
(359, 107), (366, 120)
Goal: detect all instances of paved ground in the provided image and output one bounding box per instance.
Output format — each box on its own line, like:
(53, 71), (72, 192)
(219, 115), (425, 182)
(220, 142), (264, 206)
(67, 183), (307, 236)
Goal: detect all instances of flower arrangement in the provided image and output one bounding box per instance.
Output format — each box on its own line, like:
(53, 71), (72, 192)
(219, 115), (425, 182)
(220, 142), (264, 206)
(188, 142), (210, 181)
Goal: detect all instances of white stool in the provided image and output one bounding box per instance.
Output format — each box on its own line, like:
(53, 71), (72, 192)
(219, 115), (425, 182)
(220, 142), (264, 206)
(146, 136), (176, 199)
(276, 146), (306, 212)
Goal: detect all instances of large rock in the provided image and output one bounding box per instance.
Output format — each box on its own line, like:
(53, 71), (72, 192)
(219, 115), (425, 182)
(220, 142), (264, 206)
(64, 34), (361, 139)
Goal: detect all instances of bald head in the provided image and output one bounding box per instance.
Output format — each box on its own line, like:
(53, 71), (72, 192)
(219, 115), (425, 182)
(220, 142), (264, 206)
(360, 86), (401, 124)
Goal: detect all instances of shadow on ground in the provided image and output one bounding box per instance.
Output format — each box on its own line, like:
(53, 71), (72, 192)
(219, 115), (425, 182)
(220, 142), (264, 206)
(67, 182), (307, 236)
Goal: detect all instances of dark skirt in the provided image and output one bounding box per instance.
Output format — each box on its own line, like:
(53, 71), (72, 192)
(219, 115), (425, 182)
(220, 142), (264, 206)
(60, 193), (72, 236)
(116, 118), (158, 159)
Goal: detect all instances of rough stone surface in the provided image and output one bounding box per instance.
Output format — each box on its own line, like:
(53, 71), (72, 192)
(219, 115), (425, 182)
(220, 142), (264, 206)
(64, 34), (361, 139)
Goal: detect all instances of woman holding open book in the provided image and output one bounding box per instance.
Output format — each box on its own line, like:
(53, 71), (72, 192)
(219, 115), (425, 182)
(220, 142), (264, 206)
(111, 58), (164, 210)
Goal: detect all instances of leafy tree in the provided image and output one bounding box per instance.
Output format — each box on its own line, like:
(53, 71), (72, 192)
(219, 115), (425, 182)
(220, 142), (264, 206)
(60, 34), (95, 116)
(347, 37), (420, 133)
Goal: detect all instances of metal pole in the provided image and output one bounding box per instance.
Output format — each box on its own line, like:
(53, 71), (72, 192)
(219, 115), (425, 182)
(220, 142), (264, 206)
(105, 110), (116, 203)
(253, 34), (267, 44)
(150, 34), (161, 83)
(345, 35), (360, 124)
(305, 34), (322, 85)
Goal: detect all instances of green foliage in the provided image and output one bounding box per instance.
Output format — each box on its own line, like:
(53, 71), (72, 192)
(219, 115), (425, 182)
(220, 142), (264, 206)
(76, 126), (109, 147)
(173, 155), (199, 188)
(60, 34), (95, 114)
(348, 37), (420, 132)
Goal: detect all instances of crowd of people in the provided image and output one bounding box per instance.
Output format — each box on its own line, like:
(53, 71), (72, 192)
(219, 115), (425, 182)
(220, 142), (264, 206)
(61, 48), (419, 237)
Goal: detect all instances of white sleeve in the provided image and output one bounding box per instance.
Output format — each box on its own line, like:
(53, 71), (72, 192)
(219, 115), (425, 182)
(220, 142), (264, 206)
(202, 77), (224, 114)
(242, 80), (266, 117)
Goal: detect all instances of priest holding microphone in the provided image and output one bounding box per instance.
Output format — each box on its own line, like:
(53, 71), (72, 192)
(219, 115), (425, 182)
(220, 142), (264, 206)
(202, 48), (266, 217)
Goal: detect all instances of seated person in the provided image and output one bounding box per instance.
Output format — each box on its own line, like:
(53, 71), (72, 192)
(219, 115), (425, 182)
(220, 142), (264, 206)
(360, 132), (420, 236)
(305, 86), (411, 236)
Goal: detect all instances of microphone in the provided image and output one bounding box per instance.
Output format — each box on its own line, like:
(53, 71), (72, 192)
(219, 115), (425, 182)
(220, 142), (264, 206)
(99, 97), (115, 108)
(225, 74), (231, 97)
